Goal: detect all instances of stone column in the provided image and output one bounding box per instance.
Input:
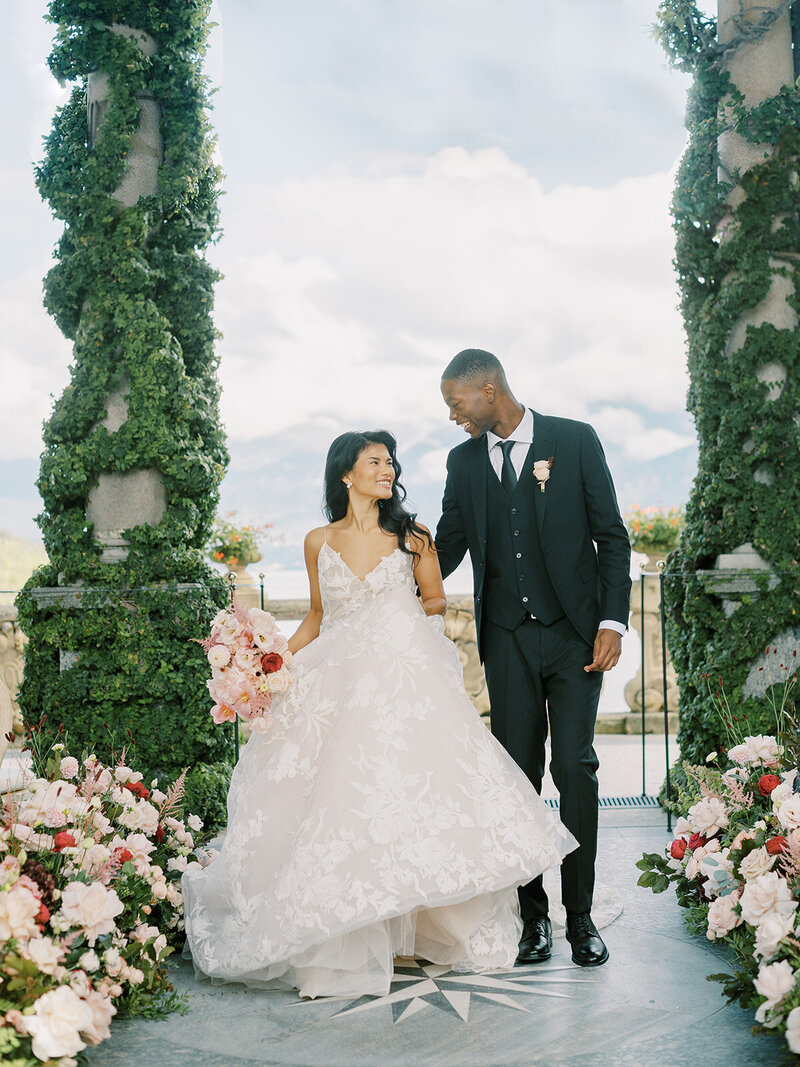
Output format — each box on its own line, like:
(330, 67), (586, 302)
(84, 25), (166, 565)
(712, 0), (797, 682)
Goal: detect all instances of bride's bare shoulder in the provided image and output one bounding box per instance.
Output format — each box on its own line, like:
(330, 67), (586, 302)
(303, 527), (328, 555)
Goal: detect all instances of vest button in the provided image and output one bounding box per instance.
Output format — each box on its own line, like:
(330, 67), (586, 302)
(522, 596), (529, 603)
(519, 575), (525, 581)
(512, 508), (517, 514)
(516, 553), (521, 559)
(514, 530), (520, 536)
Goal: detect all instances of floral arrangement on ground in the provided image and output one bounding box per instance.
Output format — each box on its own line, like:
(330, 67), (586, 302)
(637, 671), (800, 1055)
(0, 741), (216, 1064)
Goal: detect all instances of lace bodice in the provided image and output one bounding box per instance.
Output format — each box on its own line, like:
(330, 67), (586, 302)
(317, 542), (417, 629)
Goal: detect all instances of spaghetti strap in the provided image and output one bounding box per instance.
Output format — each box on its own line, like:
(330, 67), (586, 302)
(323, 527), (328, 544)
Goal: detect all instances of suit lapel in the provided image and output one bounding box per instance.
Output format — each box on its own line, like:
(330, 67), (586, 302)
(532, 410), (556, 536)
(468, 438), (488, 559)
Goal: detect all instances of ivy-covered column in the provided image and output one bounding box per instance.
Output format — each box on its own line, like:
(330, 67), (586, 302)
(657, 0), (800, 764)
(16, 1), (231, 826)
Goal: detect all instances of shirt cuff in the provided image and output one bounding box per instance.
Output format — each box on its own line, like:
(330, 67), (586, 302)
(598, 619), (627, 636)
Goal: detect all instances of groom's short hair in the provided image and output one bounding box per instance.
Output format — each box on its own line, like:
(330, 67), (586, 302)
(442, 348), (504, 384)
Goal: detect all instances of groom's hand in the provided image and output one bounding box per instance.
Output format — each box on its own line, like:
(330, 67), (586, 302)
(584, 628), (622, 673)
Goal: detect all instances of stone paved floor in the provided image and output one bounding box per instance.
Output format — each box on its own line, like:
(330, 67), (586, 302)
(82, 809), (793, 1067)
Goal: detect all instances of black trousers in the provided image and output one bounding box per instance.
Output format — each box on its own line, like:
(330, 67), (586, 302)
(482, 614), (603, 919)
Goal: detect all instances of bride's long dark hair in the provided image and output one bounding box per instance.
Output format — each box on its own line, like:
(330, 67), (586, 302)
(323, 430), (433, 561)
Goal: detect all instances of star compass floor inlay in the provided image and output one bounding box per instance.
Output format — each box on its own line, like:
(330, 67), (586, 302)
(314, 957), (597, 1025)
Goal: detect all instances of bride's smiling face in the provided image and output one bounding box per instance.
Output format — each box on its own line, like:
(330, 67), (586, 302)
(345, 443), (395, 500)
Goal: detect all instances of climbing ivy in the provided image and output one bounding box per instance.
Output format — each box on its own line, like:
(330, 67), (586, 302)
(16, 0), (231, 827)
(654, 1), (800, 764)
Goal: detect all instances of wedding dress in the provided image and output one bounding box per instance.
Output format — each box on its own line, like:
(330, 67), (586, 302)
(182, 542), (576, 998)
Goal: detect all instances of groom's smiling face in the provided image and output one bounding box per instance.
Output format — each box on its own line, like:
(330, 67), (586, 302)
(441, 377), (497, 438)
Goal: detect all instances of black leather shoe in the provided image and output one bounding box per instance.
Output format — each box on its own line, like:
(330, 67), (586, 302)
(565, 911), (609, 967)
(516, 917), (552, 964)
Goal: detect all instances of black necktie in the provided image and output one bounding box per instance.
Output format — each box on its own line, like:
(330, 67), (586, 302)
(499, 440), (517, 494)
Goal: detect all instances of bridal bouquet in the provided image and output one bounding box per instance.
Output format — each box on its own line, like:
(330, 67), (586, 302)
(202, 601), (292, 733)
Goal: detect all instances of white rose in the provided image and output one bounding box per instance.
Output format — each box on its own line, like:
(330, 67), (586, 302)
(23, 936), (63, 974)
(127, 967), (145, 985)
(268, 669), (291, 693)
(740, 871), (798, 927)
(786, 1006), (800, 1053)
(167, 854), (188, 873)
(103, 947), (122, 975)
(777, 796), (800, 832)
(121, 833), (156, 874)
(739, 847), (777, 881)
(706, 893), (742, 940)
(207, 644), (231, 668)
(0, 884), (41, 940)
(754, 959), (795, 1023)
(150, 788), (167, 805)
(746, 734), (782, 768)
(23, 985), (93, 1061)
(673, 816), (692, 837)
(151, 879), (168, 899)
(754, 908), (798, 960)
(80, 843), (111, 878)
(113, 766), (143, 785)
(187, 814), (203, 832)
(118, 800), (159, 837)
(772, 781), (794, 809)
(81, 989), (116, 1046)
(688, 796), (729, 837)
(79, 949), (101, 972)
(58, 882), (124, 946)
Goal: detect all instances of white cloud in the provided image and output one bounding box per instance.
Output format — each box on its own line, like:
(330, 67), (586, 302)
(590, 406), (695, 461)
(212, 146), (688, 446)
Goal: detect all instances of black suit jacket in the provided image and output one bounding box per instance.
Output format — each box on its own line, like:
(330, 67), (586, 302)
(434, 411), (631, 657)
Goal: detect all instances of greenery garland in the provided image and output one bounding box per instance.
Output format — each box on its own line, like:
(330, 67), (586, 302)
(654, 1), (800, 767)
(16, 0), (231, 827)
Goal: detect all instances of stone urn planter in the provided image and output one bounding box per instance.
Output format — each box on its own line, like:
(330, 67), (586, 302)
(623, 549), (680, 731)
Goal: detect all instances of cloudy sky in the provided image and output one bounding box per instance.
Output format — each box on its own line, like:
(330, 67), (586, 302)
(2, 0), (697, 590)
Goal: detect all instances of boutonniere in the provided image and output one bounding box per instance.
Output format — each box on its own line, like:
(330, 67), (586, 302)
(533, 457), (554, 493)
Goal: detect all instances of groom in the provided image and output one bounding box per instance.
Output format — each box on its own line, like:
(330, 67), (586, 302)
(434, 349), (631, 968)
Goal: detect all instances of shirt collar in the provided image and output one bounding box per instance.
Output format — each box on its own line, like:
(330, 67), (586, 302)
(486, 407), (534, 451)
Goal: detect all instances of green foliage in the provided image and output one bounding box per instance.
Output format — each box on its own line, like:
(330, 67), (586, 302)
(16, 0), (231, 827)
(655, 2), (800, 765)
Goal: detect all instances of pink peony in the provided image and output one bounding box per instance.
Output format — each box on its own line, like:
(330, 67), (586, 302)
(739, 871), (798, 927)
(0, 884), (42, 940)
(58, 881), (124, 946)
(22, 985), (93, 1060)
(754, 959), (795, 1023)
(59, 756), (80, 779)
(207, 644), (231, 668)
(688, 796), (729, 837)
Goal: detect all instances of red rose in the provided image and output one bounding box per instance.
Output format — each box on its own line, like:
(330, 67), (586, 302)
(670, 838), (687, 860)
(155, 824), (165, 843)
(124, 781), (150, 800)
(758, 774), (782, 797)
(766, 836), (789, 855)
(36, 903), (50, 926)
(113, 847), (134, 865)
(687, 833), (707, 851)
(260, 652), (283, 675)
(52, 831), (76, 852)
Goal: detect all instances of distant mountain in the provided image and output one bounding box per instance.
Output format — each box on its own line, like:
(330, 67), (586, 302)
(0, 531), (47, 596)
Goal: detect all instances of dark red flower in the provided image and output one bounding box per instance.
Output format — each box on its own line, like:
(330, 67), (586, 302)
(35, 903), (50, 926)
(766, 836), (789, 856)
(112, 847), (134, 865)
(155, 824), (165, 843)
(52, 831), (76, 852)
(260, 652), (283, 675)
(124, 781), (150, 800)
(687, 833), (707, 851)
(670, 838), (687, 860)
(758, 774), (782, 797)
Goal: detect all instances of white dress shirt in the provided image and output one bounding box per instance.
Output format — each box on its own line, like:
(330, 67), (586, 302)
(486, 407), (626, 637)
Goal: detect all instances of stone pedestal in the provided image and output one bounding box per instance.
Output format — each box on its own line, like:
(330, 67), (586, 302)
(227, 563), (262, 610)
(445, 596), (489, 721)
(0, 604), (26, 734)
(0, 679), (13, 767)
(624, 556), (679, 723)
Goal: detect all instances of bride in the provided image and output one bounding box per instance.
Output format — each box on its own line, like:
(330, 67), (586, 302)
(182, 430), (576, 999)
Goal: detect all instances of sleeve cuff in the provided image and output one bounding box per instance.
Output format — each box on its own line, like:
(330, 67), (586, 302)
(598, 619), (627, 636)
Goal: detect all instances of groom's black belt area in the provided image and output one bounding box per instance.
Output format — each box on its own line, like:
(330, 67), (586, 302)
(483, 459), (564, 630)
